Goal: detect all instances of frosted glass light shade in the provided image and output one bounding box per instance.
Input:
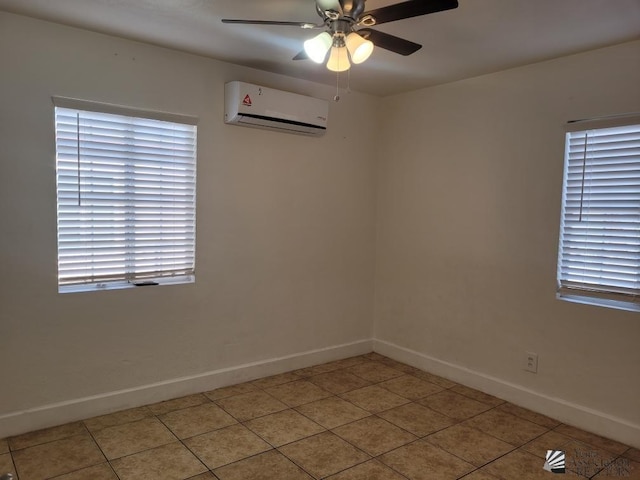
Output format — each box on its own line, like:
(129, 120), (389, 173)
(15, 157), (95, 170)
(345, 32), (373, 64)
(326, 46), (350, 72)
(304, 32), (332, 63)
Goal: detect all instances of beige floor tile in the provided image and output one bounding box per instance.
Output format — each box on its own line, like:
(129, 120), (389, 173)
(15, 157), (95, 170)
(0, 453), (17, 478)
(147, 393), (210, 416)
(482, 449), (586, 479)
(251, 372), (301, 389)
(521, 430), (574, 458)
(92, 417), (176, 460)
(215, 390), (287, 421)
(295, 396), (370, 429)
(84, 406), (154, 432)
(554, 424), (630, 455)
(308, 370), (371, 394)
(378, 375), (443, 400)
(332, 416), (417, 456)
(294, 363), (344, 378)
(410, 370), (458, 389)
(378, 402), (454, 437)
(9, 366), (633, 480)
(346, 362), (404, 383)
(450, 385), (504, 407)
(279, 431), (370, 479)
(9, 422), (87, 451)
(592, 458), (640, 479)
(187, 473), (216, 480)
(110, 442), (207, 480)
(323, 356), (369, 370)
(495, 403), (560, 429)
(624, 448), (640, 463)
(340, 385), (410, 413)
(396, 365), (428, 376)
(53, 463), (118, 480)
(375, 357), (420, 374)
(418, 390), (492, 421)
(425, 424), (515, 466)
(380, 440), (475, 480)
(160, 403), (237, 439)
(325, 459), (407, 479)
(245, 409), (325, 447)
(265, 380), (332, 407)
(185, 424), (272, 469)
(363, 353), (387, 362)
(463, 410), (548, 446)
(204, 382), (258, 401)
(214, 450), (312, 480)
(12, 433), (105, 480)
(459, 471), (501, 480)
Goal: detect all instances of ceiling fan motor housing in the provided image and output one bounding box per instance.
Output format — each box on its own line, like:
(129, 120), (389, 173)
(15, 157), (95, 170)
(339, 0), (366, 21)
(318, 0), (367, 24)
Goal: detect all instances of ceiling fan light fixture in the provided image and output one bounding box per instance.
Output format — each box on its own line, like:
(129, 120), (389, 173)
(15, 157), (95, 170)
(304, 32), (332, 63)
(345, 32), (374, 64)
(326, 45), (350, 72)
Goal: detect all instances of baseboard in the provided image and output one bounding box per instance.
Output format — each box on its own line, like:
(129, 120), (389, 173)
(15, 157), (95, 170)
(0, 339), (372, 438)
(374, 338), (640, 449)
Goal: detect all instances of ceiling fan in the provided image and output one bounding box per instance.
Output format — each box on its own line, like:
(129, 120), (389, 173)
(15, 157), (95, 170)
(222, 0), (459, 72)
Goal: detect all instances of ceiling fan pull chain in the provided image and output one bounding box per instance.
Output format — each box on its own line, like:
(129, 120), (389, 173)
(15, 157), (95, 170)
(334, 70), (340, 102)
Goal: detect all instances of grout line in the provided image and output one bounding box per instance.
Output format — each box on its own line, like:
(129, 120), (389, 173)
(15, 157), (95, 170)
(273, 444), (321, 479)
(7, 452), (18, 480)
(177, 429), (218, 477)
(277, 429), (373, 479)
(5, 422), (92, 453)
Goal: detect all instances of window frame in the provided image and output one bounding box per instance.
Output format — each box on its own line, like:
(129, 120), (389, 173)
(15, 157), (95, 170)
(556, 114), (640, 312)
(53, 97), (198, 293)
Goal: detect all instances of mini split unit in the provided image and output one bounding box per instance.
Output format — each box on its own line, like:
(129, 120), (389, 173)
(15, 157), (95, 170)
(224, 81), (329, 136)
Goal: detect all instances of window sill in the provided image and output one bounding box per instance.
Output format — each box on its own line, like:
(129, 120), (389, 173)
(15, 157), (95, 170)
(557, 292), (640, 313)
(59, 275), (194, 294)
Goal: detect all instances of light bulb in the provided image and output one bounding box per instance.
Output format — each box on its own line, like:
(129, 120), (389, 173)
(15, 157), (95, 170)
(304, 32), (332, 64)
(326, 46), (350, 72)
(345, 32), (373, 64)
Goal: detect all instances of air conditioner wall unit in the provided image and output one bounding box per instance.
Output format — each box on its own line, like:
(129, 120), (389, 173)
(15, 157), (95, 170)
(224, 81), (328, 136)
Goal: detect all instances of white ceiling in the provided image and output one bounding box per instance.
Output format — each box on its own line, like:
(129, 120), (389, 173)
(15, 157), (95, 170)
(1, 0), (639, 96)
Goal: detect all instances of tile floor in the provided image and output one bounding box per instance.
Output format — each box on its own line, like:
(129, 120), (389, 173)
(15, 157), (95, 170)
(1, 352), (638, 480)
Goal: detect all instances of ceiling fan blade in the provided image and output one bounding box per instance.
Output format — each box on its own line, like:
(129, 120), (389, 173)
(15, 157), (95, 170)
(293, 50), (309, 61)
(221, 19), (321, 29)
(362, 0), (458, 26)
(358, 28), (421, 56)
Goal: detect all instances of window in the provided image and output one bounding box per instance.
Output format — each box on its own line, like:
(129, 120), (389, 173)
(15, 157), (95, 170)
(557, 116), (640, 312)
(54, 98), (197, 292)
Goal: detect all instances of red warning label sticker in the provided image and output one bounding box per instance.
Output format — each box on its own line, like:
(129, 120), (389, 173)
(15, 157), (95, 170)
(242, 94), (252, 106)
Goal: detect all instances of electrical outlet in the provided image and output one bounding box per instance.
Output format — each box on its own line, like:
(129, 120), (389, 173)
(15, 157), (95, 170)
(525, 352), (538, 373)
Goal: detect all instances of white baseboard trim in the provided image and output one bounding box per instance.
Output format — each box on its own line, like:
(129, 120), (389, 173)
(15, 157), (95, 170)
(374, 339), (640, 449)
(0, 339), (372, 438)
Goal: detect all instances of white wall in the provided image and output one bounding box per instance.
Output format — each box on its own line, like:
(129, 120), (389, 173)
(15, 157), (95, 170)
(374, 40), (640, 445)
(1, 10), (639, 447)
(0, 12), (378, 435)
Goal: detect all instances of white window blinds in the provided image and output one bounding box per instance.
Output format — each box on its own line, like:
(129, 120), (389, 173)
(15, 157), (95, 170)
(54, 105), (197, 290)
(557, 120), (640, 309)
